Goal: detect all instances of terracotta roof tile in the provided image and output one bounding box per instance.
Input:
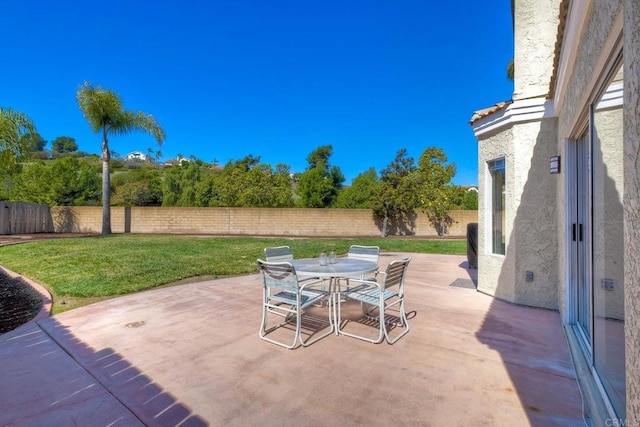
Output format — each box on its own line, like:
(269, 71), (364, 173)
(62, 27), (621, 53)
(469, 101), (512, 125)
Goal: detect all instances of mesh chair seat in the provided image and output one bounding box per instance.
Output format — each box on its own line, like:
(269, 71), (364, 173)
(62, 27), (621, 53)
(342, 284), (398, 306)
(337, 257), (411, 344)
(270, 290), (326, 307)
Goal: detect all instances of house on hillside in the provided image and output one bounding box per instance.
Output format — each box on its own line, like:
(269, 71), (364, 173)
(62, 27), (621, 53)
(470, 0), (638, 423)
(164, 155), (192, 167)
(125, 151), (150, 162)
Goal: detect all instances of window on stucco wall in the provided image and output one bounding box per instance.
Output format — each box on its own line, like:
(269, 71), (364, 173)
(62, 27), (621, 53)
(488, 158), (506, 255)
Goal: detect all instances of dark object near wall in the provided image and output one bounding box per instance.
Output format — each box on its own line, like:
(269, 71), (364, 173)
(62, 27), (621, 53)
(467, 223), (478, 269)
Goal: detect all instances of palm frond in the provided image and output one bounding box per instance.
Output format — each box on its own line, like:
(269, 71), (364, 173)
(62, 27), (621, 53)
(110, 111), (165, 144)
(76, 81), (124, 132)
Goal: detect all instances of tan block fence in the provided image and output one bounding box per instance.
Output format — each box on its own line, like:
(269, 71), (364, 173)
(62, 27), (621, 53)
(47, 206), (477, 237)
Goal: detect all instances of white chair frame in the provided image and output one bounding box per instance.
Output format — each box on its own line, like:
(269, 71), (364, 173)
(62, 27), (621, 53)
(264, 245), (328, 305)
(337, 257), (411, 344)
(258, 259), (333, 349)
(338, 245), (380, 289)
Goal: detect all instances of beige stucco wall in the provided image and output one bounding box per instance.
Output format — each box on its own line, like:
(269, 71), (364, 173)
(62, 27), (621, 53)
(476, 0), (637, 421)
(510, 119), (559, 309)
(476, 118), (559, 310)
(624, 0), (640, 420)
(477, 127), (515, 300)
(513, 0), (561, 100)
(472, 0), (562, 310)
(49, 207), (477, 238)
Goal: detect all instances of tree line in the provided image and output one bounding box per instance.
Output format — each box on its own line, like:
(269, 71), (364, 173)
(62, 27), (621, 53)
(1, 83), (477, 236)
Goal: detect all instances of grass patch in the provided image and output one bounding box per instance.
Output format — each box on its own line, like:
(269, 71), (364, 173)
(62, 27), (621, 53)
(0, 234), (465, 313)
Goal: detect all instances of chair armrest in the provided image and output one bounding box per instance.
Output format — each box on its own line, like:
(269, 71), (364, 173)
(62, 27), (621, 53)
(339, 277), (381, 289)
(299, 278), (327, 291)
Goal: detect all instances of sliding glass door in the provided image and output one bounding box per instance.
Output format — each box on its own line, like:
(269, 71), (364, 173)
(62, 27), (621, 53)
(569, 61), (625, 420)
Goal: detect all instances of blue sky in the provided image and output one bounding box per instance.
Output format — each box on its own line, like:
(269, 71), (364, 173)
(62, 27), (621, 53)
(1, 1), (513, 186)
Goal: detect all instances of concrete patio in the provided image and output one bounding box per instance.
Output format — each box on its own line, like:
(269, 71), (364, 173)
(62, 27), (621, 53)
(0, 253), (586, 426)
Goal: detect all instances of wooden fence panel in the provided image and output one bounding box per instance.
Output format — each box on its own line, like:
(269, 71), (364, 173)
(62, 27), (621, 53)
(0, 202), (54, 235)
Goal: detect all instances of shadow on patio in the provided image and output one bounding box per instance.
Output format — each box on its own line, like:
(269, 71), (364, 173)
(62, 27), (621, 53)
(0, 253), (584, 425)
(0, 319), (206, 426)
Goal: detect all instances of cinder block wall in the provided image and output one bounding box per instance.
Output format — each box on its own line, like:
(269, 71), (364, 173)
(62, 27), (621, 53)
(50, 207), (477, 237)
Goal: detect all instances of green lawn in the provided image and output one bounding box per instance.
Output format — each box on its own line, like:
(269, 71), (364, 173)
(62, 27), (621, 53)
(0, 234), (465, 313)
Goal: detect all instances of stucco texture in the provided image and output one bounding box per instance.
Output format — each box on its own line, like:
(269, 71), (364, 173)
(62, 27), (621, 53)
(513, 0), (560, 100)
(477, 127), (514, 300)
(624, 0), (640, 420)
(509, 119), (559, 309)
(476, 118), (559, 310)
(476, 0), (637, 421)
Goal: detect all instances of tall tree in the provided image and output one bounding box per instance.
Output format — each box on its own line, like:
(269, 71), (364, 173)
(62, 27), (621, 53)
(334, 167), (379, 209)
(415, 146), (458, 236)
(111, 167), (163, 206)
(77, 81), (165, 234)
(211, 156), (294, 207)
(0, 107), (35, 165)
(0, 107), (36, 198)
(371, 149), (418, 237)
(11, 157), (100, 206)
(162, 160), (204, 206)
(296, 145), (345, 208)
(20, 132), (47, 154)
(52, 136), (79, 154)
(462, 188), (478, 210)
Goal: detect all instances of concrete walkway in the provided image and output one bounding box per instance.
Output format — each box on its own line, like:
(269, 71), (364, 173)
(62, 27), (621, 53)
(0, 253), (586, 426)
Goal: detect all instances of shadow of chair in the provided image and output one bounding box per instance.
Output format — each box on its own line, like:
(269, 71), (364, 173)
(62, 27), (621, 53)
(257, 259), (333, 349)
(337, 257), (411, 344)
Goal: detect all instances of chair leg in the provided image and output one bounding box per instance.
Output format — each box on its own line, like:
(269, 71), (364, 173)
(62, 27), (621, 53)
(381, 298), (410, 344)
(259, 294), (299, 349)
(260, 294), (333, 349)
(337, 297), (385, 344)
(299, 295), (334, 347)
(338, 297), (409, 344)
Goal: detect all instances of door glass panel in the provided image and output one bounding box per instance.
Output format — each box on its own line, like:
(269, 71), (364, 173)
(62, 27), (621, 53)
(574, 135), (591, 344)
(592, 63), (625, 419)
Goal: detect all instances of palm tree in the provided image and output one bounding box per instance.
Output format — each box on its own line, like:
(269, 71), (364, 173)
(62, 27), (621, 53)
(76, 81), (165, 235)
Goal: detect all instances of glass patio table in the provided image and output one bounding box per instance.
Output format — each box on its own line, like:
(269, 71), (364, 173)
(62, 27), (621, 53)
(292, 257), (378, 334)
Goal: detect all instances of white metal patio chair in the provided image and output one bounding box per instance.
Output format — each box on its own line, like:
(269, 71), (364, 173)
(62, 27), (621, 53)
(337, 245), (380, 289)
(257, 259), (333, 349)
(264, 244), (328, 293)
(265, 245), (321, 281)
(264, 246), (295, 263)
(346, 245), (380, 262)
(337, 257), (411, 344)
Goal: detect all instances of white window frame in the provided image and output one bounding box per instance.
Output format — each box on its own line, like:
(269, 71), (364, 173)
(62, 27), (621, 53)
(486, 157), (506, 256)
